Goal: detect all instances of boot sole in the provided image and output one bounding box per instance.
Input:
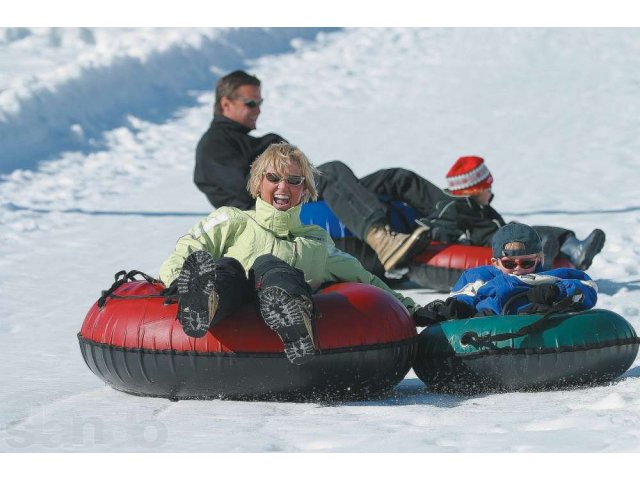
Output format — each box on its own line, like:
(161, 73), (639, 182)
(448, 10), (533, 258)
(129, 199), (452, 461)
(575, 229), (606, 270)
(382, 226), (431, 271)
(259, 286), (316, 365)
(176, 251), (219, 338)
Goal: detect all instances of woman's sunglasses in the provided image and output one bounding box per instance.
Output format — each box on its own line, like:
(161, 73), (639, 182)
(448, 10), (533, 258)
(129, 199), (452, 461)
(499, 257), (539, 270)
(264, 172), (305, 186)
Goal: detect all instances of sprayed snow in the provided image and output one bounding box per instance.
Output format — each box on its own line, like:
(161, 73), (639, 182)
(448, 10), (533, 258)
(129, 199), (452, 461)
(1, 27), (639, 453)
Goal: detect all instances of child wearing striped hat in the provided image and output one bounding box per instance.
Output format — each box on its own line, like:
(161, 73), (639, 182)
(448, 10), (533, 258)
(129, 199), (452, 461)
(419, 155), (606, 271)
(446, 156), (493, 195)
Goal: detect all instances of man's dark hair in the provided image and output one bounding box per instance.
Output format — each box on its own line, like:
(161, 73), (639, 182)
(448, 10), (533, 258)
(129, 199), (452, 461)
(214, 70), (261, 115)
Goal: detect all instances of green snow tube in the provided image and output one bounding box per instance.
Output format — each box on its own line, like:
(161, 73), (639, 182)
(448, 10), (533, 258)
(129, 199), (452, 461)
(413, 308), (639, 393)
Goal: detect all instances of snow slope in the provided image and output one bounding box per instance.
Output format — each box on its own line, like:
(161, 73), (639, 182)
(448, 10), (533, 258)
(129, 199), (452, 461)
(1, 27), (640, 455)
(0, 27), (334, 173)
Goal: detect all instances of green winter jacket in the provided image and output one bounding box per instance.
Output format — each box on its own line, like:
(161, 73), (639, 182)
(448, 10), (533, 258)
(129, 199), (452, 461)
(159, 197), (417, 313)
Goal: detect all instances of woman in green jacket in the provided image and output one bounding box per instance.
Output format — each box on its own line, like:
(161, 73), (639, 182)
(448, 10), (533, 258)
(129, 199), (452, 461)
(160, 142), (421, 365)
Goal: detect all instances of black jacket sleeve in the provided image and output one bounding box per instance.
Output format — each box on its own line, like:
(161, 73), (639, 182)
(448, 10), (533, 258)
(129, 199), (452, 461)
(455, 200), (506, 246)
(423, 197), (506, 246)
(195, 133), (254, 209)
(194, 117), (285, 209)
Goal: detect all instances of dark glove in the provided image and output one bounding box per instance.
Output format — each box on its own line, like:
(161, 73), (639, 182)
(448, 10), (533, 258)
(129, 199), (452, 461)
(440, 297), (476, 320)
(413, 300), (446, 327)
(432, 223), (462, 243)
(418, 218), (461, 244)
(527, 284), (560, 305)
(414, 297), (476, 326)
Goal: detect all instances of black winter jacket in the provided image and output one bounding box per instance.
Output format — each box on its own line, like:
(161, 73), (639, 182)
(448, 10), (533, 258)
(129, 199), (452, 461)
(423, 196), (506, 246)
(194, 115), (286, 209)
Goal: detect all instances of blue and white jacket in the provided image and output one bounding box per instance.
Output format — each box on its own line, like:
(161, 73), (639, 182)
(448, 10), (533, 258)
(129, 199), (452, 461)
(450, 265), (598, 315)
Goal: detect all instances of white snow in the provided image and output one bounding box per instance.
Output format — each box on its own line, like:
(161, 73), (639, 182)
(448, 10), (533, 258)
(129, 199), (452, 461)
(2, 24), (640, 468)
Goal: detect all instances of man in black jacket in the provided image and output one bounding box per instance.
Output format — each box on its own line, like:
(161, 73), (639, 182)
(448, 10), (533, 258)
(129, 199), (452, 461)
(194, 72), (283, 210)
(421, 155), (606, 270)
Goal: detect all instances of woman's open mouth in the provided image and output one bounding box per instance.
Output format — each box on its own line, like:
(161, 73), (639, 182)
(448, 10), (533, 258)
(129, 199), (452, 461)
(273, 194), (290, 209)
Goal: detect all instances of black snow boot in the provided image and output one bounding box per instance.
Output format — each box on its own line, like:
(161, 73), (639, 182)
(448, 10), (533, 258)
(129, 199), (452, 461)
(252, 254), (317, 365)
(176, 251), (248, 337)
(258, 286), (316, 365)
(559, 229), (606, 271)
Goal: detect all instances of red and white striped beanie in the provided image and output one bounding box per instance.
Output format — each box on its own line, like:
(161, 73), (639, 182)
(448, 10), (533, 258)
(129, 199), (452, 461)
(446, 156), (493, 196)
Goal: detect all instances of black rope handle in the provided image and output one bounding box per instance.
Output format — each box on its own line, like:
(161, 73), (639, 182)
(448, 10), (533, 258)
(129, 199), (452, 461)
(97, 270), (163, 308)
(500, 291), (530, 316)
(461, 293), (576, 347)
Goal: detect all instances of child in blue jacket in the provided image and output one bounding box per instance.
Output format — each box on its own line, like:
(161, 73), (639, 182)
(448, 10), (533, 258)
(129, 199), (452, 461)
(414, 223), (598, 326)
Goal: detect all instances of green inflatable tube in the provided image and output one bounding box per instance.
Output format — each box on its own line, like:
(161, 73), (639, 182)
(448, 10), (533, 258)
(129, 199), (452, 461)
(414, 309), (639, 393)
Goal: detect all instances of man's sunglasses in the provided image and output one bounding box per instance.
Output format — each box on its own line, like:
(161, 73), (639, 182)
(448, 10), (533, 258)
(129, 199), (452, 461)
(499, 257), (539, 270)
(264, 172), (305, 186)
(235, 96), (263, 109)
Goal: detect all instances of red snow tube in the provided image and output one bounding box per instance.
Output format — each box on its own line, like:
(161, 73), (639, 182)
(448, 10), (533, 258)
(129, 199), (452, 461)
(78, 278), (417, 401)
(408, 243), (574, 292)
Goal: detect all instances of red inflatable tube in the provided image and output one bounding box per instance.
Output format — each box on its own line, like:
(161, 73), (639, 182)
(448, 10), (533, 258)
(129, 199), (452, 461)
(331, 238), (573, 293)
(78, 280), (417, 401)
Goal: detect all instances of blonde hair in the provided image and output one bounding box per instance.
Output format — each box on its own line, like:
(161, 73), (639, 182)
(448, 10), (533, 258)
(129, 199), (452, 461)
(503, 241), (526, 251)
(247, 142), (319, 203)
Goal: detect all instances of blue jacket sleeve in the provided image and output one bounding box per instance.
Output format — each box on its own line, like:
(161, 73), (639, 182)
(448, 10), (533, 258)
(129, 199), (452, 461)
(545, 268), (598, 310)
(450, 273), (479, 310)
(450, 266), (499, 311)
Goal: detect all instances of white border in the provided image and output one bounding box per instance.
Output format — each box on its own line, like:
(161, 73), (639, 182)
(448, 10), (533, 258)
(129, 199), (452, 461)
(3, 453), (639, 478)
(3, 1), (640, 27)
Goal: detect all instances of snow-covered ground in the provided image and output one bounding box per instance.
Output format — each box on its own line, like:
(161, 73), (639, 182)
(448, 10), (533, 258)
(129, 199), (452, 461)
(2, 25), (640, 462)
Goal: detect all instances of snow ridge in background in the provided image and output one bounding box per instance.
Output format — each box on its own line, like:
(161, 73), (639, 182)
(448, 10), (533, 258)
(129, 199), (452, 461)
(0, 27), (336, 173)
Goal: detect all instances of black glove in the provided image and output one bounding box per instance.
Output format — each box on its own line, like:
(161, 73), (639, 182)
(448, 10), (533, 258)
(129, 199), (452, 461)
(417, 217), (462, 244)
(440, 297), (476, 320)
(413, 300), (446, 327)
(527, 284), (560, 305)
(430, 222), (462, 243)
(414, 297), (476, 326)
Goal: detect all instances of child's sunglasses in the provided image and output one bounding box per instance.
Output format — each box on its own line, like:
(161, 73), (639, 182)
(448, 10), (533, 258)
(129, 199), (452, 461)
(499, 257), (539, 270)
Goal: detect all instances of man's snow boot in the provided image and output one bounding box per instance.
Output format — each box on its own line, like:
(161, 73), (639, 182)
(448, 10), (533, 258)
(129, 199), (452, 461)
(559, 229), (606, 270)
(365, 224), (431, 272)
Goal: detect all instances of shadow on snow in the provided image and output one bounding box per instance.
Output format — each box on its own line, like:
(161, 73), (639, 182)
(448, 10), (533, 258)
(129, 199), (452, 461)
(503, 205), (640, 217)
(3, 202), (209, 218)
